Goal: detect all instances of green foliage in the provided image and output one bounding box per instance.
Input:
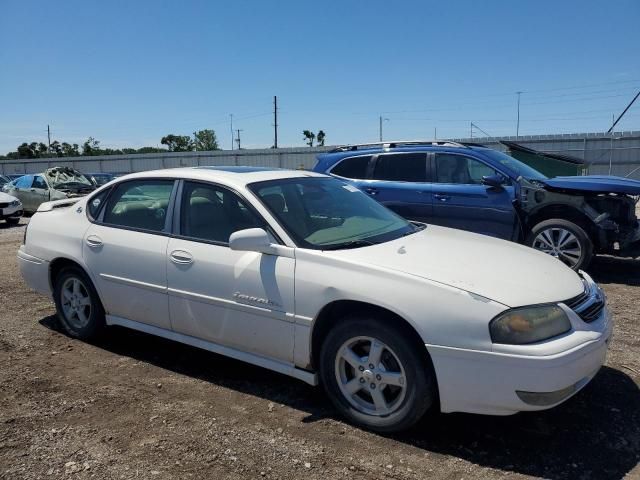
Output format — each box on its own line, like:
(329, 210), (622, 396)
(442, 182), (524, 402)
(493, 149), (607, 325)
(193, 129), (219, 151)
(303, 130), (316, 147)
(161, 134), (193, 152)
(303, 130), (326, 147)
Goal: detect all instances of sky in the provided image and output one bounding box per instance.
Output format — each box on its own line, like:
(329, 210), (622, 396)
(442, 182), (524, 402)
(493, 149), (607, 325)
(1, 0), (639, 154)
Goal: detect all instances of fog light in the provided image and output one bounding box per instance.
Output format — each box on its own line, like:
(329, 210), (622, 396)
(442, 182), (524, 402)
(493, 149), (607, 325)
(516, 383), (578, 406)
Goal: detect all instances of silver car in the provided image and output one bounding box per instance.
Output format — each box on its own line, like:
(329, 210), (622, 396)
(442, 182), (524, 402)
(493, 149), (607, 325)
(2, 167), (95, 213)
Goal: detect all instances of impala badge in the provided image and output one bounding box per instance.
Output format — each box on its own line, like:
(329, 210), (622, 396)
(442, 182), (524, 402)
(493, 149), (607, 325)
(233, 292), (281, 308)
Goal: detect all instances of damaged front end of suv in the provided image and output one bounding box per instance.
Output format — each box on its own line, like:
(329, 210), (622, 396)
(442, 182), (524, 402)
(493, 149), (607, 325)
(519, 175), (640, 268)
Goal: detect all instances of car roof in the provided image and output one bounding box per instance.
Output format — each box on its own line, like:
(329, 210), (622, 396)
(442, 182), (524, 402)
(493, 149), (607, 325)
(113, 166), (327, 189)
(317, 144), (491, 163)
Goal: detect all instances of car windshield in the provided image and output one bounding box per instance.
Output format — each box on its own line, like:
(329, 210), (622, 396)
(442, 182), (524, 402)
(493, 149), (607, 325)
(480, 149), (548, 181)
(249, 177), (418, 250)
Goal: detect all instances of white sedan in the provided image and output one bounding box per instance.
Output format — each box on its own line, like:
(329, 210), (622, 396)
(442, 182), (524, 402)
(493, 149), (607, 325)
(0, 191), (23, 224)
(18, 167), (612, 432)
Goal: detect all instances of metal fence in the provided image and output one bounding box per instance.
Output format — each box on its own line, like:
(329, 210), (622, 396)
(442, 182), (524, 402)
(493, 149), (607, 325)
(2, 131), (639, 178)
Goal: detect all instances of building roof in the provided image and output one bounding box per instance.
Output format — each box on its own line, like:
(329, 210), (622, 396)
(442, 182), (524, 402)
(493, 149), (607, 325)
(500, 141), (585, 165)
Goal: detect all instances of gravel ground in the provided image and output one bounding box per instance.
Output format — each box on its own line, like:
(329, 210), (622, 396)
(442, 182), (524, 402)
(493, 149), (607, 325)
(0, 217), (639, 480)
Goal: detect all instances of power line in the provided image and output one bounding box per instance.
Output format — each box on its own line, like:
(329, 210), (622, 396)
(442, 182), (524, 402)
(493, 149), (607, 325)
(608, 90), (640, 133)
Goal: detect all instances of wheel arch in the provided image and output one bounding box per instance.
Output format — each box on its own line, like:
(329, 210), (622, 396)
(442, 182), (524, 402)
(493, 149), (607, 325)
(49, 257), (94, 293)
(525, 203), (596, 238)
(309, 300), (429, 372)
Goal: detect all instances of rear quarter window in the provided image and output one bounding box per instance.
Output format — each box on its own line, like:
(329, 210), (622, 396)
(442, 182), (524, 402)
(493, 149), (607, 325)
(330, 155), (371, 179)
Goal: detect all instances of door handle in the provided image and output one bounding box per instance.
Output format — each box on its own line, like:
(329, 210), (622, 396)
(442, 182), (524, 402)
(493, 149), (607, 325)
(170, 250), (194, 265)
(433, 193), (451, 202)
(364, 187), (378, 196)
(86, 235), (103, 248)
(30, 188), (36, 192)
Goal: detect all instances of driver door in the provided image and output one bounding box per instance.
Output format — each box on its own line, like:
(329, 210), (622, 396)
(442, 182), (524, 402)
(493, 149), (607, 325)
(430, 153), (517, 240)
(166, 181), (296, 363)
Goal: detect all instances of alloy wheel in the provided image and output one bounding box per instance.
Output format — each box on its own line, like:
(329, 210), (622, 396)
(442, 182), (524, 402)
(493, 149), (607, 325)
(60, 277), (92, 329)
(334, 336), (407, 416)
(532, 227), (583, 268)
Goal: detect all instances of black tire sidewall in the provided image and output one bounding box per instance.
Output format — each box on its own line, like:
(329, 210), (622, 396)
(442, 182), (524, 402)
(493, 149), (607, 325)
(527, 218), (593, 270)
(53, 267), (105, 340)
(319, 316), (435, 433)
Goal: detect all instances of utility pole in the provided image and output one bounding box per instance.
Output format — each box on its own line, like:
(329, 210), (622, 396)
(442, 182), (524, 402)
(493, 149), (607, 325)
(379, 116), (389, 141)
(470, 122), (473, 139)
(47, 124), (51, 154)
(230, 114), (234, 150)
(516, 91), (523, 138)
(235, 129), (243, 150)
(273, 96), (278, 149)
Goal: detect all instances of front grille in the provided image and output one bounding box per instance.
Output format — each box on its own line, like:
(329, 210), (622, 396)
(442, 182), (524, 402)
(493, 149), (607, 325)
(562, 279), (605, 323)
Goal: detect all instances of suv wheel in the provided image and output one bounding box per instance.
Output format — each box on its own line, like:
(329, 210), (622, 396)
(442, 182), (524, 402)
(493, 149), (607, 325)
(53, 266), (105, 340)
(319, 315), (436, 432)
(527, 218), (593, 270)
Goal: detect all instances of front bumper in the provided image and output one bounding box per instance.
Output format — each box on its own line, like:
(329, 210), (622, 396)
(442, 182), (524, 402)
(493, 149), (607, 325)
(0, 203), (22, 220)
(428, 277), (612, 416)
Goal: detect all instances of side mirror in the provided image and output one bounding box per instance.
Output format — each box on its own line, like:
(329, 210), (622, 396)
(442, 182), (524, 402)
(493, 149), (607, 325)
(481, 174), (505, 188)
(229, 228), (277, 255)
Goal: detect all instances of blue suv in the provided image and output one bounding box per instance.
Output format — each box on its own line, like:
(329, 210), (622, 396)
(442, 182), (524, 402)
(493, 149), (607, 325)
(313, 141), (640, 271)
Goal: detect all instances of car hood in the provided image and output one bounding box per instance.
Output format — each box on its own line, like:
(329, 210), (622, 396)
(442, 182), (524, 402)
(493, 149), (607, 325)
(541, 175), (640, 195)
(324, 225), (584, 307)
(0, 191), (19, 203)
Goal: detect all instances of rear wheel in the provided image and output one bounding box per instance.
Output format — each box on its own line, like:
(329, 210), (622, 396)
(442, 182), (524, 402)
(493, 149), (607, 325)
(319, 315), (436, 432)
(53, 266), (105, 340)
(526, 218), (593, 270)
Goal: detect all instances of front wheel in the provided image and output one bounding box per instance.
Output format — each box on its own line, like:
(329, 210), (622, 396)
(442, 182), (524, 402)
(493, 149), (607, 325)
(319, 316), (436, 432)
(53, 266), (106, 340)
(526, 218), (593, 271)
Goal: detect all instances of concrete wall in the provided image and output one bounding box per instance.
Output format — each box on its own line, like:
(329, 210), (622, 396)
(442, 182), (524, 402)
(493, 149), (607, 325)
(2, 131), (639, 178)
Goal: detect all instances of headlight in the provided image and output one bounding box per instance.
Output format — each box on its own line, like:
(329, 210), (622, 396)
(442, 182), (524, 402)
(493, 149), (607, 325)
(489, 305), (571, 345)
(10, 200), (21, 207)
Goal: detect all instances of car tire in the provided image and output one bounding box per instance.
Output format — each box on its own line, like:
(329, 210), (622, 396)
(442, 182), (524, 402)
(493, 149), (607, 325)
(53, 266), (106, 340)
(319, 315), (436, 433)
(6, 217), (20, 225)
(526, 218), (593, 271)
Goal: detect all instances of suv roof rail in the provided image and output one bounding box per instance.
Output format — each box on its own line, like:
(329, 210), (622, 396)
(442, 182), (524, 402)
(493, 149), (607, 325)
(328, 140), (469, 153)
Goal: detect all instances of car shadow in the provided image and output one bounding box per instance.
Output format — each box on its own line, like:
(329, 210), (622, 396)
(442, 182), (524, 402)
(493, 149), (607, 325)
(587, 256), (640, 286)
(39, 315), (640, 479)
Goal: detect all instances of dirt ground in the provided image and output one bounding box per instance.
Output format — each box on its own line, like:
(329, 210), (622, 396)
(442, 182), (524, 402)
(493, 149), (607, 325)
(1, 218), (639, 480)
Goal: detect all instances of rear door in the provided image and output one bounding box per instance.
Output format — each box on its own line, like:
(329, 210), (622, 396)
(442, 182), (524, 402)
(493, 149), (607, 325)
(430, 153), (516, 239)
(83, 179), (176, 329)
(363, 152), (432, 223)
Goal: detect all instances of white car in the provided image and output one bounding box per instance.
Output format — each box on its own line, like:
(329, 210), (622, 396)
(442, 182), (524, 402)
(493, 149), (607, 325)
(18, 167), (612, 432)
(0, 191), (23, 225)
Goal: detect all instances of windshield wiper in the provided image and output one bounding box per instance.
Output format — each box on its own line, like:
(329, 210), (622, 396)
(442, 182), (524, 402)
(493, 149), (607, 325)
(321, 239), (378, 251)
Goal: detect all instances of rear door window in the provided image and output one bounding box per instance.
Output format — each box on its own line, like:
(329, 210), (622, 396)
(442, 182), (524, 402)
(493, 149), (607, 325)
(330, 155), (371, 179)
(372, 153), (427, 182)
(103, 180), (175, 233)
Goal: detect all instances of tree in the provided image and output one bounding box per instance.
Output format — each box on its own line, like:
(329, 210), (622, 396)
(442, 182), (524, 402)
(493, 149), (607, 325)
(61, 143), (80, 156)
(161, 134), (193, 152)
(193, 129), (219, 151)
(17, 143), (36, 158)
(303, 130), (315, 147)
(317, 130), (326, 146)
(82, 137), (101, 156)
